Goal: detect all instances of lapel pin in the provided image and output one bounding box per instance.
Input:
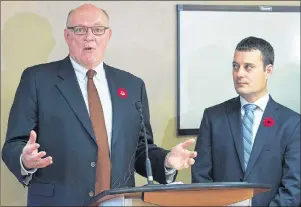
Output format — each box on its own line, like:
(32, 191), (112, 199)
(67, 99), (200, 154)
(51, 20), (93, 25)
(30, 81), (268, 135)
(263, 117), (275, 127)
(117, 88), (128, 98)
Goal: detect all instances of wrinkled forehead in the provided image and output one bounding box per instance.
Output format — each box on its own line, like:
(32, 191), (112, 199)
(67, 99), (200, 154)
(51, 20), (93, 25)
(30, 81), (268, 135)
(68, 9), (108, 27)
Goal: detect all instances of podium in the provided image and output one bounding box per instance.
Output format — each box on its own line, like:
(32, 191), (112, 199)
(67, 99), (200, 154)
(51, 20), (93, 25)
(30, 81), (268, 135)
(88, 182), (271, 206)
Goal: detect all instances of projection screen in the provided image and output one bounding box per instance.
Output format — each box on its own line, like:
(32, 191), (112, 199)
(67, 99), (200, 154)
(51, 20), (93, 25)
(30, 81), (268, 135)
(177, 5), (300, 136)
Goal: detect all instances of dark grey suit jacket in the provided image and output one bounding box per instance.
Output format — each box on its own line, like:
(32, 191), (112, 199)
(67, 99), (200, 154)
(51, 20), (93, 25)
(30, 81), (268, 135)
(192, 96), (300, 206)
(2, 57), (174, 206)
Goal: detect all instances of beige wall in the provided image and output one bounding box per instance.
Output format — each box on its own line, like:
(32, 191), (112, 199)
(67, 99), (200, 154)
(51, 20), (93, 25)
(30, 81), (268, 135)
(1, 1), (299, 205)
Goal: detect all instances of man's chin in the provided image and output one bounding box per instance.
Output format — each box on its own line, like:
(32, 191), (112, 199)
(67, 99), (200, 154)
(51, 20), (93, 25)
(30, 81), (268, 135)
(235, 88), (249, 96)
(82, 59), (97, 69)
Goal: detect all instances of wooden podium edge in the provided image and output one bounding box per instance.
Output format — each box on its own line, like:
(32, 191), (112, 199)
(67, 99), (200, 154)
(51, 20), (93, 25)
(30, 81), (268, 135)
(89, 183), (271, 206)
(143, 187), (270, 206)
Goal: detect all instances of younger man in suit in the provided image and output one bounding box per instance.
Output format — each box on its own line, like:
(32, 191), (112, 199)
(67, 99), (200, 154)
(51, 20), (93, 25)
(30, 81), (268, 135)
(192, 36), (300, 206)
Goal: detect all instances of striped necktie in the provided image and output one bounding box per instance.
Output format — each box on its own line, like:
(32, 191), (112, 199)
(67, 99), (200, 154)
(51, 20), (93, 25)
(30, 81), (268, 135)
(242, 104), (257, 171)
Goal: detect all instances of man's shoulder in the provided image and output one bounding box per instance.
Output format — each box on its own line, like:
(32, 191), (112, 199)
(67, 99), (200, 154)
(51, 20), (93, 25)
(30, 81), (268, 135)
(206, 97), (238, 112)
(274, 100), (300, 122)
(23, 58), (65, 75)
(104, 63), (143, 83)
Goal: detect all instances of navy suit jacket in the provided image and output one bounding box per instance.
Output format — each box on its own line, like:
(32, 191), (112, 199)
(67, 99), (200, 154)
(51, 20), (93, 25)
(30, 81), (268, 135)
(192, 96), (300, 206)
(2, 57), (174, 206)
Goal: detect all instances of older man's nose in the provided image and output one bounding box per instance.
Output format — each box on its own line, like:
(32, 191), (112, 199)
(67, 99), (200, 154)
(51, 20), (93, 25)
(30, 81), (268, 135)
(84, 28), (95, 40)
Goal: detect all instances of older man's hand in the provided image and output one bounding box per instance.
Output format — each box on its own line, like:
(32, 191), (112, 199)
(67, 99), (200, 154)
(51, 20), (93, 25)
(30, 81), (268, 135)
(166, 138), (197, 170)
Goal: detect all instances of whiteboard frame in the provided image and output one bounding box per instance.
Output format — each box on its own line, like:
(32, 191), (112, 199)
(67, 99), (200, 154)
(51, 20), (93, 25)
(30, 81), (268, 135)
(176, 4), (300, 136)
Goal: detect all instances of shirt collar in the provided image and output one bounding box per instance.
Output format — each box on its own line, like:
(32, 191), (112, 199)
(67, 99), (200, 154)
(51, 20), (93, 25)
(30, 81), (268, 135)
(240, 93), (270, 111)
(69, 56), (105, 80)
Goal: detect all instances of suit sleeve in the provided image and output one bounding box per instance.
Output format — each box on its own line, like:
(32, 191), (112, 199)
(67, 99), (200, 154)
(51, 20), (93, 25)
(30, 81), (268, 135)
(134, 81), (177, 184)
(1, 68), (38, 185)
(269, 120), (300, 206)
(191, 108), (213, 183)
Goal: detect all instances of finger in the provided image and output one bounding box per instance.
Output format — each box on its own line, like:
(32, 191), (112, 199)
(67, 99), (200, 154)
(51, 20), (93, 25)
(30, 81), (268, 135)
(23, 143), (40, 155)
(189, 151), (197, 158)
(26, 151), (47, 162)
(182, 149), (197, 159)
(33, 156), (53, 169)
(181, 138), (195, 149)
(28, 130), (37, 144)
(188, 158), (195, 165)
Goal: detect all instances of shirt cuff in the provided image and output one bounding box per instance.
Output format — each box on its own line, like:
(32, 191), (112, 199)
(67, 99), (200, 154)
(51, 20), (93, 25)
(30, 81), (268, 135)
(164, 152), (177, 184)
(20, 154), (37, 175)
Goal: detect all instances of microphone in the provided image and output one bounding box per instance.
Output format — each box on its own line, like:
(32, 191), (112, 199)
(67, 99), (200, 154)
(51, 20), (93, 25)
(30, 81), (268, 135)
(135, 101), (154, 185)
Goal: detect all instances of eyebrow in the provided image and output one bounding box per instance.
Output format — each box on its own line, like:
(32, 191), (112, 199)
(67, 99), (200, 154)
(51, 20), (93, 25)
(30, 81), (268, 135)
(232, 61), (255, 65)
(244, 62), (255, 66)
(71, 22), (106, 27)
(93, 22), (103, 26)
(93, 21), (109, 27)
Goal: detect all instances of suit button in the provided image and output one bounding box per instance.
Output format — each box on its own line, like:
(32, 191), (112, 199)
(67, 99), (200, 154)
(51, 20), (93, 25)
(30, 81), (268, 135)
(90, 162), (96, 167)
(89, 191), (94, 197)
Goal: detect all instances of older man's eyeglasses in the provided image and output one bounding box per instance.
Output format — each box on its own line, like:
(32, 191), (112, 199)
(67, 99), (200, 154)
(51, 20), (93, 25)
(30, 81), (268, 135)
(67, 26), (109, 36)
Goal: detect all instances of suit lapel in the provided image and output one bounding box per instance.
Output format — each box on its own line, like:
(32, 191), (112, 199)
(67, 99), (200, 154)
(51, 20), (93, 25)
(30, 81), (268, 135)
(226, 97), (245, 172)
(56, 57), (96, 143)
(103, 64), (123, 150)
(244, 96), (279, 179)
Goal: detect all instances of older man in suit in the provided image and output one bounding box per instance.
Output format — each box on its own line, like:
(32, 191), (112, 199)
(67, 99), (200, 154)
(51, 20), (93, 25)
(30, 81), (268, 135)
(192, 36), (300, 206)
(2, 4), (197, 206)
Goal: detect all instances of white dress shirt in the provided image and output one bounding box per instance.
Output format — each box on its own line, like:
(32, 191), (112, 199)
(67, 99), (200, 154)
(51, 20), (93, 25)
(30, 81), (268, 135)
(71, 57), (113, 151)
(240, 93), (270, 146)
(21, 57), (175, 184)
(227, 94), (270, 207)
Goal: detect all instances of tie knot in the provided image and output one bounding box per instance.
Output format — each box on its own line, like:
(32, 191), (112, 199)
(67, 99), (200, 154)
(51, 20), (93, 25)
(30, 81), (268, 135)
(244, 104), (257, 112)
(87, 70), (96, 79)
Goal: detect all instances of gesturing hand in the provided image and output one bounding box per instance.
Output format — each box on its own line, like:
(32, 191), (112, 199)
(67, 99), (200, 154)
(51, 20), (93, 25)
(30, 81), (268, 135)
(166, 138), (197, 170)
(21, 130), (53, 170)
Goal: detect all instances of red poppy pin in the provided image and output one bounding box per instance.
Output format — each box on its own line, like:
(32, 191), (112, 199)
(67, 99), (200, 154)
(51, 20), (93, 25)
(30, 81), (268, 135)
(263, 117), (275, 127)
(117, 88), (128, 98)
